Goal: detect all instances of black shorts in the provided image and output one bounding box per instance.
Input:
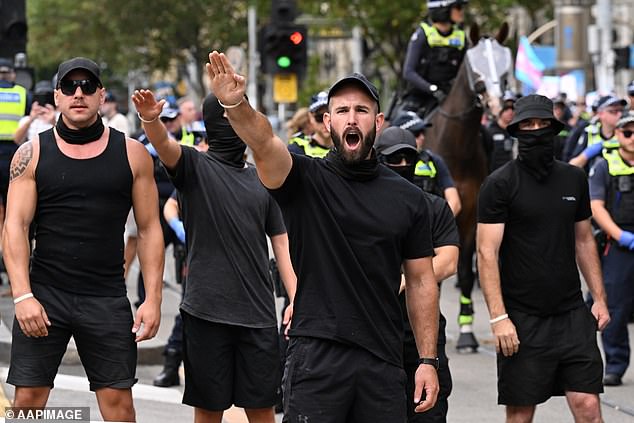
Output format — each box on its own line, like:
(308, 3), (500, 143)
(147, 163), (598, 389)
(181, 311), (280, 411)
(7, 283), (137, 391)
(497, 305), (603, 406)
(282, 336), (407, 423)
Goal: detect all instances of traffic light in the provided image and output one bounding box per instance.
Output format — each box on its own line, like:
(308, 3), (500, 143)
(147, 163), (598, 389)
(0, 0), (27, 60)
(260, 24), (307, 77)
(614, 46), (632, 70)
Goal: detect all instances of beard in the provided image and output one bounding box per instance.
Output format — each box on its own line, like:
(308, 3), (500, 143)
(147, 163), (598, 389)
(330, 125), (376, 165)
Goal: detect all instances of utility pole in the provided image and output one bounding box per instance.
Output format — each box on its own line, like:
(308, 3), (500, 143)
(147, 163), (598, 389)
(596, 0), (615, 93)
(554, 0), (592, 94)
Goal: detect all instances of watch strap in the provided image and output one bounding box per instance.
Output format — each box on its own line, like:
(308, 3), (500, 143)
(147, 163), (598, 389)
(418, 357), (439, 370)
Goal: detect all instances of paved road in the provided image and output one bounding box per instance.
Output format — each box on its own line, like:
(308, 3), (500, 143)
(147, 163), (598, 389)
(0, 252), (632, 422)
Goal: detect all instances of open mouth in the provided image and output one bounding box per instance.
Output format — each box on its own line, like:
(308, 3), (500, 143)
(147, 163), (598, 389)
(344, 129), (361, 150)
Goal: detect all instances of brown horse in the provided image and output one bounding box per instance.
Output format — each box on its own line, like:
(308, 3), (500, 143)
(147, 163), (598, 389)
(424, 22), (511, 352)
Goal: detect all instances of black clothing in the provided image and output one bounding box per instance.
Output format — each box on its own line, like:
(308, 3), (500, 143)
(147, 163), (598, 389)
(7, 283), (137, 391)
(202, 93), (247, 168)
(31, 128), (132, 297)
(477, 160), (591, 315)
(169, 146), (286, 328)
(270, 153), (434, 367)
(55, 116), (105, 145)
(484, 121), (514, 173)
(497, 306), (603, 405)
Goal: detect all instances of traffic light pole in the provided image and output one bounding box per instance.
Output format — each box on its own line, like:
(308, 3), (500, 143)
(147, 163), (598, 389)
(248, 5), (258, 111)
(597, 0), (615, 93)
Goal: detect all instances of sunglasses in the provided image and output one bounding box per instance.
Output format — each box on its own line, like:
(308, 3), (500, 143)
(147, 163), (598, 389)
(58, 79), (100, 96)
(314, 112), (325, 123)
(383, 151), (418, 165)
(452, 4), (463, 11)
(621, 130), (634, 139)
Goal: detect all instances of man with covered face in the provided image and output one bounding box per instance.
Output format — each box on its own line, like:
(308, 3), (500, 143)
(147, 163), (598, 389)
(477, 94), (610, 422)
(207, 51), (440, 422)
(132, 90), (297, 423)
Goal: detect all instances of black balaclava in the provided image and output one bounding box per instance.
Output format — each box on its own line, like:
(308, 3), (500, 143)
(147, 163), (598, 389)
(55, 115), (105, 145)
(515, 126), (556, 182)
(202, 93), (247, 168)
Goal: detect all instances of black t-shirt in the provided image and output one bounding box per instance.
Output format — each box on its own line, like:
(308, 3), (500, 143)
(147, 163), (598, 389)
(401, 192), (459, 346)
(169, 146), (286, 328)
(477, 160), (591, 315)
(270, 154), (434, 366)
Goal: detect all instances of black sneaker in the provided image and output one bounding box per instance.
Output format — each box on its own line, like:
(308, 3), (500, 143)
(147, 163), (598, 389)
(603, 374), (622, 386)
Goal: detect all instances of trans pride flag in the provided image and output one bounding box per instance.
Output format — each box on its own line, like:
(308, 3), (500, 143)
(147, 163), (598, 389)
(515, 36), (546, 89)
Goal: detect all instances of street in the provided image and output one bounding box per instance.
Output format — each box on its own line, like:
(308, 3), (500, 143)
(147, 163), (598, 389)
(0, 250), (632, 422)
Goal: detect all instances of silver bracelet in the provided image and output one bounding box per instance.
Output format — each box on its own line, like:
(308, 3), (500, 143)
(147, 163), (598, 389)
(489, 313), (509, 324)
(217, 97), (244, 109)
(137, 112), (158, 124)
(14, 292), (34, 304)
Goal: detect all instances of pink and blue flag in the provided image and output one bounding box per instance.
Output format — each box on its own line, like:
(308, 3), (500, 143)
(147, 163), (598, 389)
(515, 36), (545, 89)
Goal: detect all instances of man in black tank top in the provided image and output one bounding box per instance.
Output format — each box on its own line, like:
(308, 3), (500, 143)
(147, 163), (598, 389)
(2, 57), (164, 422)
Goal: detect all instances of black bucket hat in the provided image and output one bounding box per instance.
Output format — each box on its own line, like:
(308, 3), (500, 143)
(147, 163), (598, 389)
(507, 94), (565, 136)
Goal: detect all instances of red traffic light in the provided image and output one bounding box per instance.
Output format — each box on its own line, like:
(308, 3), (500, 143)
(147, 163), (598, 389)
(289, 31), (303, 45)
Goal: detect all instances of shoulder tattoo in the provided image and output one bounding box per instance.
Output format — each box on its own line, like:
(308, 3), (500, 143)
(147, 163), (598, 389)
(10, 142), (33, 181)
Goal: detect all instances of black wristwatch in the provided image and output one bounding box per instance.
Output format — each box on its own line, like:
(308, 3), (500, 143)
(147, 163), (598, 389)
(418, 357), (439, 370)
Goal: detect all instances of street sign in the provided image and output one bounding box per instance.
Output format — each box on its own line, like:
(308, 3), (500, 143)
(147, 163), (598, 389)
(273, 73), (298, 103)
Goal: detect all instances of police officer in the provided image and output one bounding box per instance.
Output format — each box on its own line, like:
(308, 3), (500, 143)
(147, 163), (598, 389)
(589, 113), (634, 387)
(0, 58), (29, 213)
(288, 91), (332, 158)
(627, 80), (634, 110)
(569, 95), (626, 169)
(483, 91), (516, 172)
(552, 94), (572, 160)
(401, 0), (468, 118)
(393, 111), (461, 216)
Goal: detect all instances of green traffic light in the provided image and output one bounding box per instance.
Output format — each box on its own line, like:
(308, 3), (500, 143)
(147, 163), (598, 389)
(277, 56), (291, 68)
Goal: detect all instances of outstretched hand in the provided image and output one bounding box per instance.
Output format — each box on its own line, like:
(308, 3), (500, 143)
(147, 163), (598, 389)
(132, 89), (166, 122)
(206, 51), (246, 108)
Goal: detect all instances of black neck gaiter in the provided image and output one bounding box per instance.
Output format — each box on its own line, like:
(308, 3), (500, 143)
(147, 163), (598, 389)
(515, 127), (556, 182)
(55, 116), (105, 145)
(202, 94), (246, 168)
(325, 148), (379, 181)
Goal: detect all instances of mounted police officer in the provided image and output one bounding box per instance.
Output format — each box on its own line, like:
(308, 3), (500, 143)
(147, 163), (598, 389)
(569, 95), (626, 169)
(288, 91), (332, 158)
(401, 0), (468, 118)
(483, 90), (517, 173)
(589, 113), (634, 387)
(393, 111), (461, 216)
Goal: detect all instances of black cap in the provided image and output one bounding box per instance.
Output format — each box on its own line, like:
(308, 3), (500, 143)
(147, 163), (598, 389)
(104, 91), (116, 102)
(595, 95), (627, 111)
(375, 127), (418, 156)
(328, 73), (380, 111)
(34, 80), (53, 94)
(507, 94), (565, 136)
(56, 57), (102, 87)
(0, 58), (14, 72)
(392, 111), (432, 134)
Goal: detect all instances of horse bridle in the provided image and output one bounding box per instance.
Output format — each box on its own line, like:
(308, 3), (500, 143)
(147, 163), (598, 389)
(436, 54), (486, 121)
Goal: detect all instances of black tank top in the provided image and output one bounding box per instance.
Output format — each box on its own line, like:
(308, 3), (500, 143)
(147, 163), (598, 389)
(30, 128), (133, 296)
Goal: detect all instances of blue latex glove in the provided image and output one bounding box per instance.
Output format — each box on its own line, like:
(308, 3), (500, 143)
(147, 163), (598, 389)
(145, 143), (158, 157)
(168, 217), (186, 243)
(582, 142), (603, 160)
(618, 230), (634, 250)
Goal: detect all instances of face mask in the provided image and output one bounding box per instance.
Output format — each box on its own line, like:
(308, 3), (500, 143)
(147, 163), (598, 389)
(386, 164), (416, 182)
(515, 126), (555, 181)
(202, 94), (246, 168)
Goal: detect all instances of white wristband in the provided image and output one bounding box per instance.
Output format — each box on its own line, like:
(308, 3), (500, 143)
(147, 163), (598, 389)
(489, 313), (509, 324)
(137, 112), (158, 124)
(217, 97), (244, 109)
(14, 293), (34, 304)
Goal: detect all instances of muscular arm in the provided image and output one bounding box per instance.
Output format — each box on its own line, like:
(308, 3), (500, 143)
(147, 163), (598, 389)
(477, 222), (520, 356)
(270, 234), (297, 303)
(403, 256), (439, 412)
(591, 199), (623, 240)
(163, 196), (180, 221)
(207, 51), (292, 189)
(128, 140), (164, 341)
(575, 218), (610, 330)
(443, 187), (461, 216)
(433, 245), (459, 282)
(3, 141), (51, 337)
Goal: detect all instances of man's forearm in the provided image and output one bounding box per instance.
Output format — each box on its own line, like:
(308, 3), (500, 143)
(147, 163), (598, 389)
(136, 224), (164, 303)
(271, 234), (297, 302)
(406, 278), (439, 357)
(2, 226), (32, 297)
(576, 236), (606, 304)
(477, 252), (507, 318)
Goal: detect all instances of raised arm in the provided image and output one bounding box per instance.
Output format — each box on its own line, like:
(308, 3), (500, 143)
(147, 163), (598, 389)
(402, 256), (439, 413)
(206, 51), (292, 189)
(127, 140), (164, 341)
(132, 90), (182, 170)
(574, 218), (610, 330)
(2, 141), (51, 337)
